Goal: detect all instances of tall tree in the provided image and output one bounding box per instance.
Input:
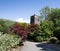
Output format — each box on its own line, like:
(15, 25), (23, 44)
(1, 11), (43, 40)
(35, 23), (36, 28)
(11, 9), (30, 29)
(47, 8), (60, 22)
(47, 8), (60, 40)
(40, 6), (51, 20)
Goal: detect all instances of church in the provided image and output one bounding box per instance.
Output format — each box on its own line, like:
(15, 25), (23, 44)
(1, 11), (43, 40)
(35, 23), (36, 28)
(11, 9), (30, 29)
(30, 14), (42, 25)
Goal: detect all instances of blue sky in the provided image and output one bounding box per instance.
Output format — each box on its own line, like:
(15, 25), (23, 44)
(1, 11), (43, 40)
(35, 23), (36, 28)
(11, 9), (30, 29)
(0, 0), (60, 23)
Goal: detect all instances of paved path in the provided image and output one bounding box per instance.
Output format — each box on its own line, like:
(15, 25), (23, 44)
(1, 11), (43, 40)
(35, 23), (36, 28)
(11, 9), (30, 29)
(21, 41), (60, 51)
(21, 41), (40, 51)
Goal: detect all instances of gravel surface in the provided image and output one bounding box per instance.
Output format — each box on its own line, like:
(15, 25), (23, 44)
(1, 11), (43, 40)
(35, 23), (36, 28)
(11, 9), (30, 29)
(20, 41), (60, 51)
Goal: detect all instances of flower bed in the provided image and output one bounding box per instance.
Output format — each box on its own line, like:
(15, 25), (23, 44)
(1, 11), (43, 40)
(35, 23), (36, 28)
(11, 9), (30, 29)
(0, 33), (21, 51)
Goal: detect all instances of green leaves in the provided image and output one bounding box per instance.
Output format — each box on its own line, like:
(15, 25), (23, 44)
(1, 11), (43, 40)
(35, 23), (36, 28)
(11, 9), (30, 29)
(0, 19), (15, 33)
(40, 6), (51, 20)
(40, 7), (60, 41)
(0, 34), (20, 51)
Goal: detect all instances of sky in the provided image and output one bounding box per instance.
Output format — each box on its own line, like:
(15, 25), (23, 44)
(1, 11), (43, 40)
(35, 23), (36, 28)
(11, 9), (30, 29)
(0, 0), (60, 23)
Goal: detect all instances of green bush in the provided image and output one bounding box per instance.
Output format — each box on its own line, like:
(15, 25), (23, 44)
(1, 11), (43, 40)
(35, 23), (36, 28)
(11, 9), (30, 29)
(49, 37), (58, 43)
(54, 27), (60, 40)
(0, 32), (3, 36)
(35, 36), (43, 42)
(0, 34), (21, 51)
(0, 19), (15, 33)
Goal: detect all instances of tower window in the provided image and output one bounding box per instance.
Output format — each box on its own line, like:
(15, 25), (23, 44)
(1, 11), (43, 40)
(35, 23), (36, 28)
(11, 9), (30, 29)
(38, 19), (39, 21)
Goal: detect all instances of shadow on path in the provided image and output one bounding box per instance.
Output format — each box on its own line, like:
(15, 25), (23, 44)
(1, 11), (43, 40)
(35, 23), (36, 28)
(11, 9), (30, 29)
(36, 43), (60, 51)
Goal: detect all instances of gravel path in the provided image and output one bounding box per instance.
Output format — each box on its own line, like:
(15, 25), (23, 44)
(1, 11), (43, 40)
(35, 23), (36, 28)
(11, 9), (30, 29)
(21, 41), (60, 51)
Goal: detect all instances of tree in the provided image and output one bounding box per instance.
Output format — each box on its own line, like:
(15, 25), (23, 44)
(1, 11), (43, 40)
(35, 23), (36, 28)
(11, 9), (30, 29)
(40, 6), (51, 20)
(46, 8), (60, 40)
(47, 8), (60, 23)
(36, 20), (54, 41)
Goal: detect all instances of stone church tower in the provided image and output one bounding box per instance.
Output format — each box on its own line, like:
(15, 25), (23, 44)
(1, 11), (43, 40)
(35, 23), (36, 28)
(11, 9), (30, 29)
(30, 14), (41, 25)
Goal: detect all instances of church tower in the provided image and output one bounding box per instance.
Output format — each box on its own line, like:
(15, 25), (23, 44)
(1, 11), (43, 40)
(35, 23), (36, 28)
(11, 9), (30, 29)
(30, 14), (41, 25)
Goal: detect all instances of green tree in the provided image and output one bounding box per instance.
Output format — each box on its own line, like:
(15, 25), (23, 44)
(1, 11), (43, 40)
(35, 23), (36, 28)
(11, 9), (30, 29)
(46, 8), (60, 40)
(36, 20), (54, 41)
(47, 8), (60, 22)
(40, 6), (51, 20)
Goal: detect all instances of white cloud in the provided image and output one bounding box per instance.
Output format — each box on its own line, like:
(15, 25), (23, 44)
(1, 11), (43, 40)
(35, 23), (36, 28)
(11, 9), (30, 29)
(16, 18), (30, 23)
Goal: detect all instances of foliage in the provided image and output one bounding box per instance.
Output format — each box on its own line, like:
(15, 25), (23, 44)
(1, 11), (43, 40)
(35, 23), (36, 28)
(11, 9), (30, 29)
(11, 23), (29, 41)
(0, 32), (3, 36)
(0, 33), (21, 51)
(37, 7), (60, 40)
(40, 6), (51, 20)
(47, 8), (60, 22)
(27, 24), (38, 41)
(27, 7), (60, 42)
(54, 27), (60, 40)
(40, 20), (54, 36)
(47, 8), (60, 40)
(18, 23), (29, 29)
(0, 7), (60, 45)
(28, 22), (54, 42)
(33, 20), (54, 42)
(0, 19), (15, 27)
(49, 37), (58, 43)
(35, 36), (43, 42)
(0, 19), (15, 33)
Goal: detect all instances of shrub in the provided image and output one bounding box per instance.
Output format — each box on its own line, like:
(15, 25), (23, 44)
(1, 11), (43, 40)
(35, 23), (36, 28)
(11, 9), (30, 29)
(49, 37), (58, 43)
(35, 36), (43, 42)
(0, 19), (15, 33)
(0, 34), (21, 51)
(27, 24), (38, 41)
(11, 23), (29, 40)
(54, 27), (60, 40)
(0, 32), (3, 36)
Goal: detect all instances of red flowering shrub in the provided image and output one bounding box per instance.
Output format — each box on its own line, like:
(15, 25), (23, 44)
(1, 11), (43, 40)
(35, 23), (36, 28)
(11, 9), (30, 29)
(10, 23), (29, 40)
(11, 23), (38, 41)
